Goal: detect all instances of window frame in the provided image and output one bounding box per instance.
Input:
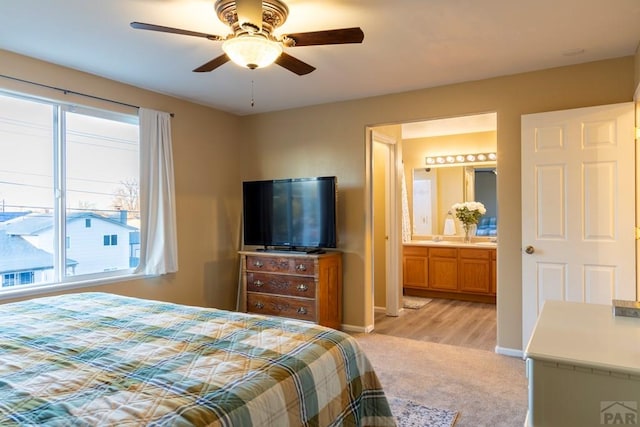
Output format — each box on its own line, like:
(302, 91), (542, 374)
(0, 89), (143, 298)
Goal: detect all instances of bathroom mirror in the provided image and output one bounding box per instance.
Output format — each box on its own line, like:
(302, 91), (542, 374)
(401, 113), (497, 240)
(411, 163), (496, 238)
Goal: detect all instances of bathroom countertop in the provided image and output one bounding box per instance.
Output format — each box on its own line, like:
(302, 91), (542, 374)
(404, 240), (497, 248)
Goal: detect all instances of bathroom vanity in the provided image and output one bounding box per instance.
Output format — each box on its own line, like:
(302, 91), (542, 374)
(403, 240), (496, 303)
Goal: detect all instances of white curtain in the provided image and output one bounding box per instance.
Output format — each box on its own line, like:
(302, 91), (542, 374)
(136, 108), (178, 275)
(401, 166), (412, 243)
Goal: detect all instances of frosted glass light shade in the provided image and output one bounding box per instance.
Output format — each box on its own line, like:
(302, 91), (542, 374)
(425, 152), (497, 167)
(222, 35), (283, 69)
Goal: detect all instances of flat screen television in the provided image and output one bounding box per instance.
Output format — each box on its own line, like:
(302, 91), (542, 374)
(242, 176), (337, 252)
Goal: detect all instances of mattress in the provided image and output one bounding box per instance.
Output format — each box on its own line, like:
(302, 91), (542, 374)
(0, 292), (394, 426)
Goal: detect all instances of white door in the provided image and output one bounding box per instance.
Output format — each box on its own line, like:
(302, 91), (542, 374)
(521, 102), (635, 349)
(412, 170), (433, 235)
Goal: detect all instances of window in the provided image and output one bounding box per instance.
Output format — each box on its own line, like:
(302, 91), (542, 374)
(0, 90), (140, 290)
(2, 271), (34, 288)
(2, 274), (15, 287)
(19, 271), (34, 285)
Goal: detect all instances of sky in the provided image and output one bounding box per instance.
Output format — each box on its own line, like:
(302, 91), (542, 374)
(0, 93), (139, 215)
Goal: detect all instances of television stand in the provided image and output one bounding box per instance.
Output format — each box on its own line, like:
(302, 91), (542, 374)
(238, 250), (342, 329)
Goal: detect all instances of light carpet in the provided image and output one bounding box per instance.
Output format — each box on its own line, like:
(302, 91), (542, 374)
(402, 296), (432, 309)
(389, 396), (458, 427)
(356, 333), (527, 427)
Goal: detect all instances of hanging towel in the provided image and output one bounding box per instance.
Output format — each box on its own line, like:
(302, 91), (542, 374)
(401, 166), (411, 243)
(443, 218), (456, 235)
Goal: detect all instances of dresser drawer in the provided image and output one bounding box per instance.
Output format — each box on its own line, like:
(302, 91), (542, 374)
(246, 256), (315, 276)
(247, 272), (316, 297)
(247, 293), (316, 322)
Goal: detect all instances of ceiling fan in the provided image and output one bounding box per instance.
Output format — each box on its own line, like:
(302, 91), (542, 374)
(130, 0), (364, 75)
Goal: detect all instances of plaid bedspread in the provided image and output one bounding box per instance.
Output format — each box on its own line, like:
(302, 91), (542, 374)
(0, 292), (395, 426)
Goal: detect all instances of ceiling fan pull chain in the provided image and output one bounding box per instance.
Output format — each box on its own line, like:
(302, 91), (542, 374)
(251, 80), (255, 108)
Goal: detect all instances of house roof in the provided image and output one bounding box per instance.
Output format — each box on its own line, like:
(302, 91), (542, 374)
(0, 229), (77, 273)
(4, 212), (138, 236)
(0, 212), (30, 223)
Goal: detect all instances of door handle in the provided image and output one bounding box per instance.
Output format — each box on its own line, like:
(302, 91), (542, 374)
(524, 245), (535, 254)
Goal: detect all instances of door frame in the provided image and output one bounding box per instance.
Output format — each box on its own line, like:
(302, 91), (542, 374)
(366, 129), (402, 326)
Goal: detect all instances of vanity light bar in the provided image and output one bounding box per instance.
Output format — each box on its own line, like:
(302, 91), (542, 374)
(425, 152), (496, 166)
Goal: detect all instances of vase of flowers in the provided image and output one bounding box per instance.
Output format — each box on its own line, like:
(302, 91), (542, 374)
(452, 201), (486, 243)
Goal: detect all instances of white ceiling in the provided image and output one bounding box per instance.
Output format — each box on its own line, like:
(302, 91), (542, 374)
(402, 112), (497, 140)
(0, 0), (638, 117)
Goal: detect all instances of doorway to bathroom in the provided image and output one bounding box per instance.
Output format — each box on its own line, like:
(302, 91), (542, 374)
(368, 112), (498, 351)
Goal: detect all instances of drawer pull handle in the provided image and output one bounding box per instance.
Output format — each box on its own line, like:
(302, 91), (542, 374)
(254, 280), (264, 287)
(254, 302), (264, 309)
(297, 307), (308, 315)
(253, 261), (264, 268)
(295, 264), (307, 271)
(296, 284), (309, 292)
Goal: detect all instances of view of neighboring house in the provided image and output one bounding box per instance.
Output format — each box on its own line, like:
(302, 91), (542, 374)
(0, 211), (139, 288)
(0, 212), (75, 287)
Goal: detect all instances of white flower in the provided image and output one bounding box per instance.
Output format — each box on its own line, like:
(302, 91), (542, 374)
(451, 201), (486, 225)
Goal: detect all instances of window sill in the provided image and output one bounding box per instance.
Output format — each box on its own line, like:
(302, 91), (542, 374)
(0, 273), (150, 302)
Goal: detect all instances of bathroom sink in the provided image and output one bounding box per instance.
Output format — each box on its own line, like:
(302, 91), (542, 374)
(408, 240), (458, 245)
(408, 240), (496, 246)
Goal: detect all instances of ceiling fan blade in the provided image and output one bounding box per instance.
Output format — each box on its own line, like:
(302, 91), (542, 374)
(130, 22), (222, 41)
(283, 27), (364, 47)
(236, 0), (263, 33)
(193, 54), (230, 72)
(274, 52), (316, 76)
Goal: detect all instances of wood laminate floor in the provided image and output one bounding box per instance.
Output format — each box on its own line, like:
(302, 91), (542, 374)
(373, 298), (497, 352)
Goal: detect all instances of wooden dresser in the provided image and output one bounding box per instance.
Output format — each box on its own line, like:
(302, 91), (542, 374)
(238, 250), (342, 329)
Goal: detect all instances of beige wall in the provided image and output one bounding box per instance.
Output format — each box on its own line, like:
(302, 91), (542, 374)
(635, 42), (640, 90)
(241, 56), (635, 350)
(0, 49), (244, 310)
(1, 49), (635, 351)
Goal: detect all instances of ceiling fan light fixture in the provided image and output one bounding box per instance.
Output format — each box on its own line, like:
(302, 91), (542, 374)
(222, 34), (283, 69)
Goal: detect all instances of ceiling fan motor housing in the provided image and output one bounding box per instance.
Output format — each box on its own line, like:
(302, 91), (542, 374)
(215, 0), (289, 38)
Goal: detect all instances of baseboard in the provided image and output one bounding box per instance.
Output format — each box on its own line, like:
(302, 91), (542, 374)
(341, 323), (375, 334)
(495, 345), (524, 359)
(373, 306), (404, 316)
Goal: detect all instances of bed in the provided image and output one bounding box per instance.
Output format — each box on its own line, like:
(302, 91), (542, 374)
(0, 292), (394, 426)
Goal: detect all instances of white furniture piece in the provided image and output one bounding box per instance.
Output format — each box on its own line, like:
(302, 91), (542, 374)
(524, 300), (640, 427)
